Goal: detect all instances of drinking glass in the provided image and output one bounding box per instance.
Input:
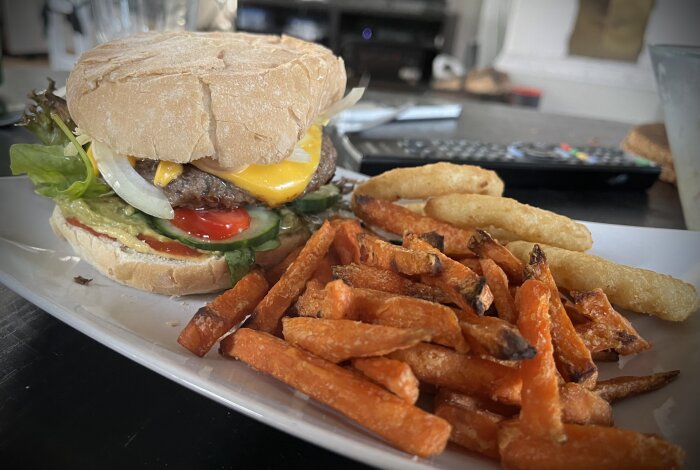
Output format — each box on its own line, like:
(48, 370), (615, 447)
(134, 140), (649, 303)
(91, 0), (198, 43)
(650, 45), (700, 230)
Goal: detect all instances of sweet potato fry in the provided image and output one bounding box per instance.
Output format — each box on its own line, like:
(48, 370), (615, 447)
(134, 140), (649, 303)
(389, 343), (522, 405)
(248, 220), (337, 333)
(559, 382), (613, 426)
(437, 389), (519, 418)
(469, 229), (524, 284)
(434, 389), (505, 459)
(459, 313), (535, 361)
(351, 357), (419, 404)
(570, 289), (633, 324)
(294, 279), (326, 317)
(440, 381), (613, 427)
(317, 284), (466, 351)
(594, 371), (680, 403)
(591, 349), (620, 362)
(479, 258), (517, 324)
(572, 289), (650, 355)
(562, 296), (590, 325)
(332, 263), (451, 304)
(458, 256), (483, 275)
(364, 296), (469, 353)
(525, 245), (597, 387)
(403, 232), (493, 314)
(316, 285), (396, 321)
(576, 322), (648, 356)
(296, 279), (358, 319)
(282, 317), (432, 363)
(498, 419), (684, 470)
(318, 279), (357, 319)
(352, 195), (474, 256)
(222, 328), (452, 458)
(178, 270), (269, 357)
(516, 279), (565, 442)
(331, 218), (364, 265)
(264, 245), (303, 285)
(310, 250), (338, 285)
(358, 233), (442, 276)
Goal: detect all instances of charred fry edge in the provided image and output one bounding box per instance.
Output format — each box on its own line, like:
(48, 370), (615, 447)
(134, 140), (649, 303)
(594, 371), (680, 403)
(404, 232), (493, 315)
(469, 229), (524, 284)
(525, 245), (597, 386)
(358, 233), (443, 276)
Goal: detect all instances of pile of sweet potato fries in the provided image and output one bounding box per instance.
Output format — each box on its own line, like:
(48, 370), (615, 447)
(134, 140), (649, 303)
(177, 164), (690, 469)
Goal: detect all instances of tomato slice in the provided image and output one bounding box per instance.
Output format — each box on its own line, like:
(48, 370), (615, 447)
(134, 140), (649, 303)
(137, 234), (201, 257)
(171, 207), (251, 240)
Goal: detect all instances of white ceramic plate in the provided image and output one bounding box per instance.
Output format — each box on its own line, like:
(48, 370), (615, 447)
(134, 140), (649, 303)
(1, 171), (699, 469)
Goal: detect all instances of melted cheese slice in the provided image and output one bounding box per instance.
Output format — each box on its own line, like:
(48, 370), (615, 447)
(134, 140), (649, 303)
(192, 125), (322, 207)
(86, 145), (99, 174)
(154, 161), (184, 187)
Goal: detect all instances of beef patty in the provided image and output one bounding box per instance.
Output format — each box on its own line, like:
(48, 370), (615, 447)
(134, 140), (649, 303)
(135, 135), (337, 209)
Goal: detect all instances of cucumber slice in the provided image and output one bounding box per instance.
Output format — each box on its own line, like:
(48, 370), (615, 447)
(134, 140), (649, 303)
(254, 238), (281, 252)
(151, 207), (280, 251)
(292, 184), (340, 213)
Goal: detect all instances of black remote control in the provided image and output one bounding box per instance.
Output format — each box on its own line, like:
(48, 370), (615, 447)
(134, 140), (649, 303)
(346, 137), (661, 190)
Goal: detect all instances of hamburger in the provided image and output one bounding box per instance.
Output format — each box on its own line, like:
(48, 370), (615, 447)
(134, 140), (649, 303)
(11, 32), (361, 294)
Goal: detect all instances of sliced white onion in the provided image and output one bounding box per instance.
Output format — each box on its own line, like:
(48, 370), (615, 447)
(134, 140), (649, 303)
(91, 140), (174, 219)
(287, 146), (312, 163)
(63, 133), (92, 156)
(192, 157), (248, 174)
(317, 87), (366, 124)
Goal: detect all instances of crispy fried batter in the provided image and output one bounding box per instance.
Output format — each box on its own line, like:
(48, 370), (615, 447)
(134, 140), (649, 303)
(426, 194), (593, 252)
(509, 241), (699, 321)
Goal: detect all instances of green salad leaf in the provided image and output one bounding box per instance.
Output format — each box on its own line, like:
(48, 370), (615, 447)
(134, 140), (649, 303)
(10, 143), (111, 199)
(18, 78), (76, 146)
(225, 248), (256, 286)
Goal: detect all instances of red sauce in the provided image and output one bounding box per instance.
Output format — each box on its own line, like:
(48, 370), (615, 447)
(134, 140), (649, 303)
(66, 217), (116, 240)
(66, 217), (201, 258)
(137, 234), (202, 257)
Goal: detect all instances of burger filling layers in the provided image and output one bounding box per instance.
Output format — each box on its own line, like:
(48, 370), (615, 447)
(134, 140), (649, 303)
(132, 132), (337, 210)
(10, 80), (359, 286)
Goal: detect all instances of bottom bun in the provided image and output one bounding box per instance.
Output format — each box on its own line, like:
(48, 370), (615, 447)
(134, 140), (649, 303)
(49, 206), (309, 295)
(50, 206), (231, 295)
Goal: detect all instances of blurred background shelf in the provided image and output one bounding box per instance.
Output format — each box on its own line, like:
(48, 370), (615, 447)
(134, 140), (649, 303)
(236, 0), (451, 88)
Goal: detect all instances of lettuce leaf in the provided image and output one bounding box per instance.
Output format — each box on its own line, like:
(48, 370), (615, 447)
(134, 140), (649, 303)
(18, 79), (76, 146)
(224, 248), (255, 286)
(10, 143), (111, 199)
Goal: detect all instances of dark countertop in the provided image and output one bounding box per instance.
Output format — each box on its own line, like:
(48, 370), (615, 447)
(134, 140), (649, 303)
(0, 284), (361, 469)
(0, 84), (687, 469)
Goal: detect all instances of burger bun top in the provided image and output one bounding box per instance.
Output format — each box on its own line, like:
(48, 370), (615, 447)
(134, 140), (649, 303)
(66, 32), (346, 168)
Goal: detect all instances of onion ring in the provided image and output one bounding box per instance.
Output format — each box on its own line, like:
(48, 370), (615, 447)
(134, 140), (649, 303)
(507, 241), (699, 321)
(353, 162), (504, 202)
(425, 193), (592, 252)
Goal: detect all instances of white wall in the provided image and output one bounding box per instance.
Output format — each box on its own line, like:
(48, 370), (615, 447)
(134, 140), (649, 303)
(494, 0), (700, 123)
(476, 0), (512, 68)
(445, 0), (483, 68)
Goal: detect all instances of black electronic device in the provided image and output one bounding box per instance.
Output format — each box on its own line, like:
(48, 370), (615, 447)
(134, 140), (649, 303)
(345, 137), (661, 190)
